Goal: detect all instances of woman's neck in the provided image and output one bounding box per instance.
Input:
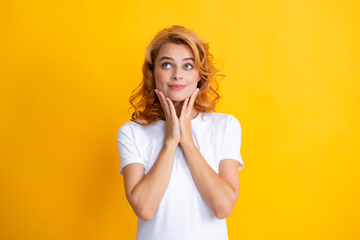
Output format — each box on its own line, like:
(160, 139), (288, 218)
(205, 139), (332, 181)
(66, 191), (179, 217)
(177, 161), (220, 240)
(173, 101), (199, 119)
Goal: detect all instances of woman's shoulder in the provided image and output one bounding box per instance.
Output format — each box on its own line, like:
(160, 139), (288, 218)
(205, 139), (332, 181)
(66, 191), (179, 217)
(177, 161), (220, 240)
(202, 112), (239, 123)
(199, 112), (241, 130)
(118, 119), (145, 135)
(118, 118), (162, 135)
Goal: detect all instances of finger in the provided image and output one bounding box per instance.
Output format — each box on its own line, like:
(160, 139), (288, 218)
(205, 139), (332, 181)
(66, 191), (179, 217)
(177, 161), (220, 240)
(158, 90), (171, 119)
(187, 88), (199, 114)
(180, 97), (189, 118)
(155, 89), (170, 119)
(155, 89), (166, 113)
(166, 97), (178, 121)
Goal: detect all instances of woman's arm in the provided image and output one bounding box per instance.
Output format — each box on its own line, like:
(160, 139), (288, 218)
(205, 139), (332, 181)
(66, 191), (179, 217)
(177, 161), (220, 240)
(149, 88), (240, 219)
(181, 142), (240, 219)
(177, 89), (240, 219)
(123, 90), (181, 221)
(122, 141), (177, 221)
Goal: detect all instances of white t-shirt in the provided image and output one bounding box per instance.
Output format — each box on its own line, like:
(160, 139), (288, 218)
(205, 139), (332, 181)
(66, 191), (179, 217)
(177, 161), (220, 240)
(117, 112), (244, 240)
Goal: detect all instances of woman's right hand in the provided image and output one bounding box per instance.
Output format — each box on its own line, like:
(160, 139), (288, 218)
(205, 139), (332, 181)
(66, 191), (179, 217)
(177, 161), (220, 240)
(155, 89), (180, 146)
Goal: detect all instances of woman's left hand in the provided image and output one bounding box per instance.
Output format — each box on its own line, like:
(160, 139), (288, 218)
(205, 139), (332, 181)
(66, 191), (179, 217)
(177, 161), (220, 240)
(179, 88), (199, 146)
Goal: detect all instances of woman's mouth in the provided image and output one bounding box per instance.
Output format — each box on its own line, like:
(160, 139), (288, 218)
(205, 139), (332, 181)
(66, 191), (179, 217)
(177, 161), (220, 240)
(169, 84), (186, 90)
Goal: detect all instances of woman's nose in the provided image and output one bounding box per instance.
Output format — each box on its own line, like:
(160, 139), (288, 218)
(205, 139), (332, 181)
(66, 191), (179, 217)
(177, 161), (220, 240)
(172, 67), (183, 80)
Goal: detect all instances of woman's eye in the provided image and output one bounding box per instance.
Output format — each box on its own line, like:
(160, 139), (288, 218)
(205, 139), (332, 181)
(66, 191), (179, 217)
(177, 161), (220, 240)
(184, 64), (193, 69)
(162, 63), (171, 68)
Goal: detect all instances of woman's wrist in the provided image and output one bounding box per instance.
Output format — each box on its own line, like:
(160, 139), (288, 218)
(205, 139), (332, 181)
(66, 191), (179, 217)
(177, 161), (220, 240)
(164, 140), (179, 149)
(179, 138), (196, 150)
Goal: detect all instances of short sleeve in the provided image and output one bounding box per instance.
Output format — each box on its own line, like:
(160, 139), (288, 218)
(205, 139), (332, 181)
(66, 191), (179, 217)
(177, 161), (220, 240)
(116, 123), (144, 175)
(219, 115), (244, 170)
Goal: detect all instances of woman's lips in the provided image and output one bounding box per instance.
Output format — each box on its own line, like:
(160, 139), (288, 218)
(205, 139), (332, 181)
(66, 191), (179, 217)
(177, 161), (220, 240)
(169, 84), (186, 90)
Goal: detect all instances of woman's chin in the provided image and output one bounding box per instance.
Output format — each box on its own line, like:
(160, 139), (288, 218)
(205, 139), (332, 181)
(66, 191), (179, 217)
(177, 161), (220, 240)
(166, 91), (192, 102)
(169, 97), (187, 102)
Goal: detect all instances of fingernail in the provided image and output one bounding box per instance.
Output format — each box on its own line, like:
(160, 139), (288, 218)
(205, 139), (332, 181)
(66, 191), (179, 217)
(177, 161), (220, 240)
(155, 89), (158, 93)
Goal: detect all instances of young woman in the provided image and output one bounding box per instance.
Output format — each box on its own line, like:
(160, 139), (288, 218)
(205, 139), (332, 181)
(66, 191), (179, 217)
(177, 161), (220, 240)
(117, 25), (244, 240)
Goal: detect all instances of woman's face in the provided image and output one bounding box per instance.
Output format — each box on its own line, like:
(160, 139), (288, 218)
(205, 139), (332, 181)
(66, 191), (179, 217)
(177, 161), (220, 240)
(154, 43), (200, 102)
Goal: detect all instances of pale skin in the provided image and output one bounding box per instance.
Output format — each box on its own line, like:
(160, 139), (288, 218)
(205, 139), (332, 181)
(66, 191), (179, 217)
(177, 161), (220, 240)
(122, 43), (240, 221)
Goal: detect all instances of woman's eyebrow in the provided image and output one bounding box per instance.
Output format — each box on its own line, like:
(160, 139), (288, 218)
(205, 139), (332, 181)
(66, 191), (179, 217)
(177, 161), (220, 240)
(159, 56), (194, 62)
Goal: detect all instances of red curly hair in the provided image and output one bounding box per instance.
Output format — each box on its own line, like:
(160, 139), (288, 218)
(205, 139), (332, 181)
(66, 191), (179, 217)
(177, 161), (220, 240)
(129, 25), (224, 125)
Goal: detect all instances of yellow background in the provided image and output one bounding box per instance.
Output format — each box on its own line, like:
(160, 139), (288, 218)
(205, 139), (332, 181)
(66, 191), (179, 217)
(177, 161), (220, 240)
(1, 0), (359, 239)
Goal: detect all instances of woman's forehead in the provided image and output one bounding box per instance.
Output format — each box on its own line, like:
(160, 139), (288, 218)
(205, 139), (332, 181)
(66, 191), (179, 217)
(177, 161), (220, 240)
(156, 43), (194, 60)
